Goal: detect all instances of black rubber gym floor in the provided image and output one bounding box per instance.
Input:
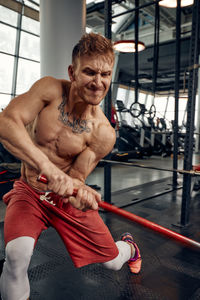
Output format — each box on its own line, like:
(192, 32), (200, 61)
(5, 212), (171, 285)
(0, 183), (200, 300)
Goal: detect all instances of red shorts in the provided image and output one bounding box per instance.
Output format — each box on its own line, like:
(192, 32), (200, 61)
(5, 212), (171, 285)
(3, 179), (118, 268)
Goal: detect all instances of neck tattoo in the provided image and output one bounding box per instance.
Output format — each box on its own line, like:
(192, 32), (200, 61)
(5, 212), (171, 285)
(58, 95), (91, 134)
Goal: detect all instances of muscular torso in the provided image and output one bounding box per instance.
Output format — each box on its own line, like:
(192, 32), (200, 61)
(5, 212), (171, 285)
(22, 81), (108, 191)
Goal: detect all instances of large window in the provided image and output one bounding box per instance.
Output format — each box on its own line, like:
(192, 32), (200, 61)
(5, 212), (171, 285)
(116, 86), (151, 127)
(0, 24), (17, 54)
(0, 2), (40, 111)
(115, 84), (198, 132)
(0, 53), (14, 94)
(0, 5), (18, 25)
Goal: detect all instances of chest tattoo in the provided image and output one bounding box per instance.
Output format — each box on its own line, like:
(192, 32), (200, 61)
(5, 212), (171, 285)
(58, 95), (91, 134)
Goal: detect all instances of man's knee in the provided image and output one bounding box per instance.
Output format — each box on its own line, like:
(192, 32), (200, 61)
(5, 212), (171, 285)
(5, 237), (35, 274)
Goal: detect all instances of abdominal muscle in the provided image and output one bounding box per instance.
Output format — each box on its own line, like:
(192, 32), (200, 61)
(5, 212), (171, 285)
(21, 147), (74, 192)
(22, 122), (86, 192)
(21, 94), (95, 191)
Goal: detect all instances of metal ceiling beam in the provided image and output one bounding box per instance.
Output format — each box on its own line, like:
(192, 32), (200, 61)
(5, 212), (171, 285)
(139, 0), (176, 28)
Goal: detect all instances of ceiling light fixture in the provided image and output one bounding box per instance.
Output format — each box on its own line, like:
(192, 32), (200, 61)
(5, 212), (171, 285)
(159, 0), (194, 8)
(113, 40), (145, 53)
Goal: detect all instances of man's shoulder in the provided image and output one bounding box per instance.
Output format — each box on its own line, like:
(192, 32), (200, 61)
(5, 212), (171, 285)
(34, 77), (70, 99)
(97, 120), (115, 141)
(90, 120), (116, 158)
(96, 108), (115, 133)
(39, 76), (70, 89)
(93, 111), (116, 145)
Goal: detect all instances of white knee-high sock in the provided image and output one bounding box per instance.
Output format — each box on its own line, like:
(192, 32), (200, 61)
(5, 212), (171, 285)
(102, 240), (134, 271)
(0, 236), (35, 300)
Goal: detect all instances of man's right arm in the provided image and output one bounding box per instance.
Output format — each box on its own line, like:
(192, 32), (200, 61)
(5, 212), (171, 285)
(0, 77), (53, 170)
(0, 77), (74, 195)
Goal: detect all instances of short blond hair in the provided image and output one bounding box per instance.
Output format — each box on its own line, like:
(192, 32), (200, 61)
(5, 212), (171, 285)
(72, 32), (114, 66)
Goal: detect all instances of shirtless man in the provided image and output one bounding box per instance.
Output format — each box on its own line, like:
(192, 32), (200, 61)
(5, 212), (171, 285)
(0, 33), (141, 300)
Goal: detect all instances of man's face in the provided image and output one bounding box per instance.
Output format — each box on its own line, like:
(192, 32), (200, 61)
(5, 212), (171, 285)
(69, 54), (114, 105)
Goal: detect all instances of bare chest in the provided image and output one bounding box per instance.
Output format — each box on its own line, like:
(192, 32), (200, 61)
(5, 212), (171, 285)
(32, 105), (92, 159)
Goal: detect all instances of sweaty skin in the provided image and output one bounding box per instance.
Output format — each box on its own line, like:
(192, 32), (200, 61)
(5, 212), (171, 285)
(0, 54), (116, 211)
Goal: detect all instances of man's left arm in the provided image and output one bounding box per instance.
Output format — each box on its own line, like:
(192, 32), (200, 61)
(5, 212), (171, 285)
(68, 124), (116, 211)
